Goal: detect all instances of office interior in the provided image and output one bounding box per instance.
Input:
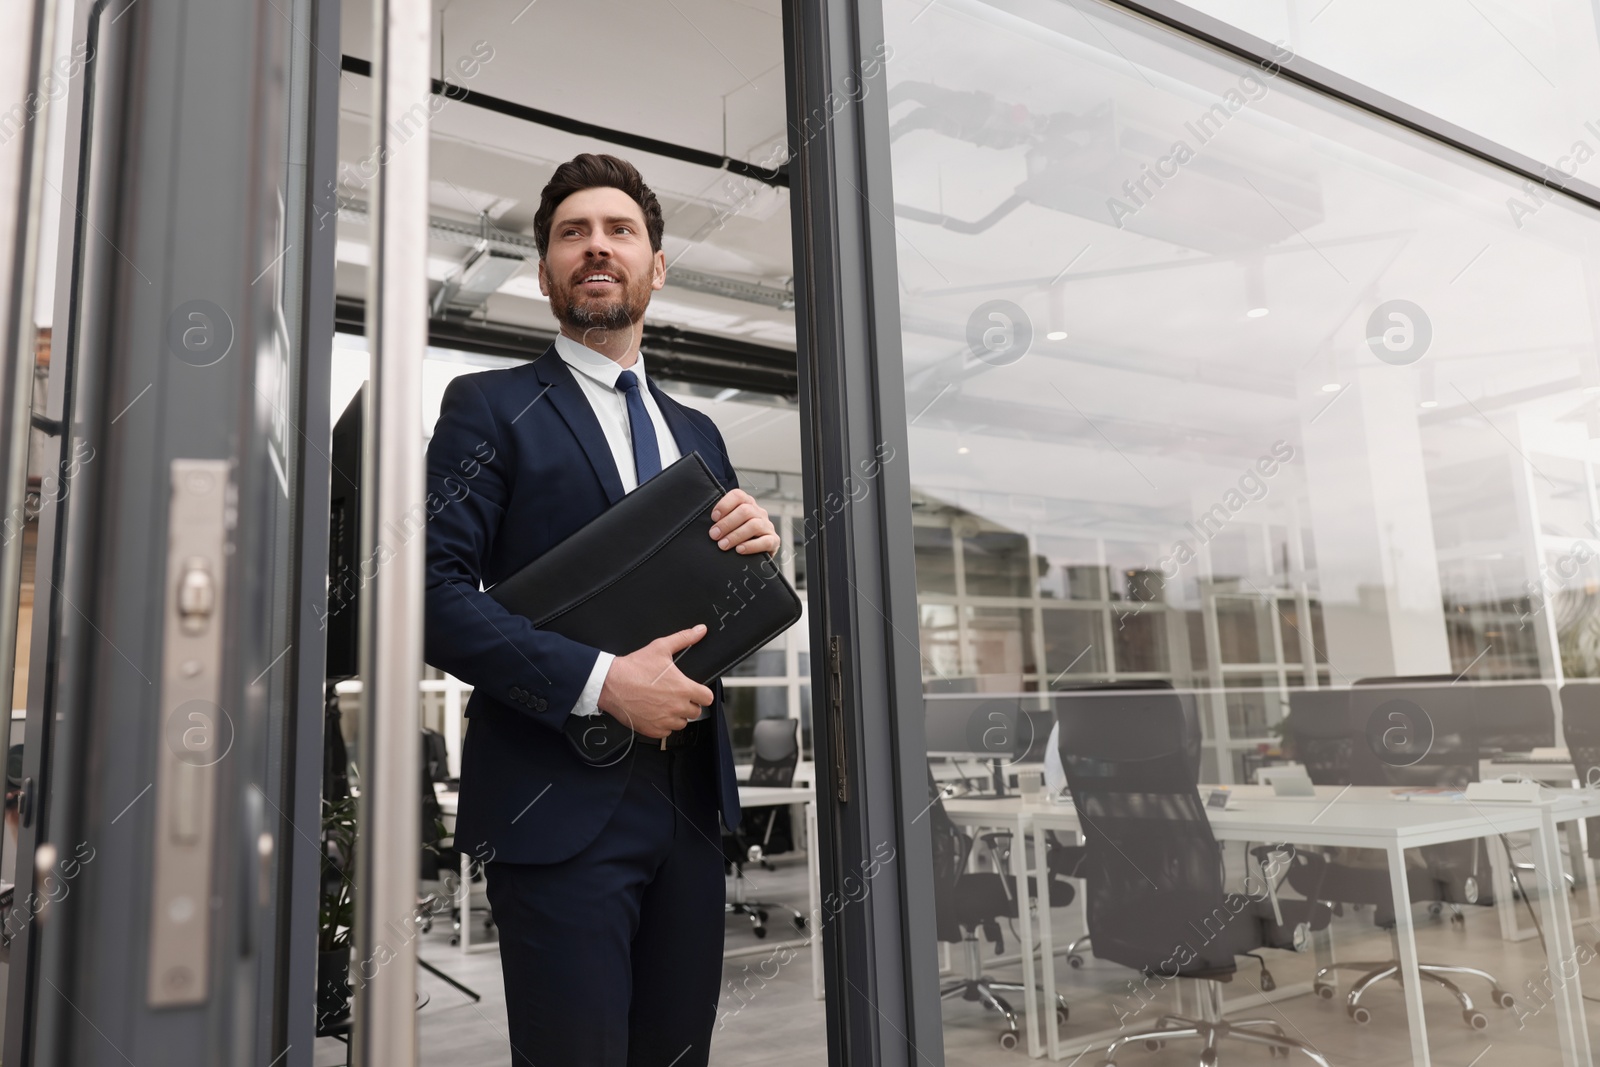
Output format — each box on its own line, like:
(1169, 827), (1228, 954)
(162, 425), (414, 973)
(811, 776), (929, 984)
(3, 0), (1600, 1065)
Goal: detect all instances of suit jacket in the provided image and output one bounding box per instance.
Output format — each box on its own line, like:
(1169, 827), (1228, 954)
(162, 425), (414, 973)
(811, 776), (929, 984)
(424, 344), (743, 866)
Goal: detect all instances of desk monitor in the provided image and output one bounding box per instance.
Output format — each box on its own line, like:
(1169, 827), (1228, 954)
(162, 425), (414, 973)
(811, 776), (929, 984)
(1478, 682), (1555, 755)
(923, 695), (1024, 759)
(1350, 676), (1480, 787)
(325, 385), (365, 682)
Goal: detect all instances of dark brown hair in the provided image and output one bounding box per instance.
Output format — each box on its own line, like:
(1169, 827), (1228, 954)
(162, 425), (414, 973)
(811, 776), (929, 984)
(533, 153), (664, 259)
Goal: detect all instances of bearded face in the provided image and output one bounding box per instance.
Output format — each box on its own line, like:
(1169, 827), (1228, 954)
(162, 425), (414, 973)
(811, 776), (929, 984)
(546, 260), (653, 336)
(539, 186), (664, 346)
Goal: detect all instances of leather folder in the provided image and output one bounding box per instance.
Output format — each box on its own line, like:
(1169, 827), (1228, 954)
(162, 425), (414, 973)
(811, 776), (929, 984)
(487, 451), (802, 762)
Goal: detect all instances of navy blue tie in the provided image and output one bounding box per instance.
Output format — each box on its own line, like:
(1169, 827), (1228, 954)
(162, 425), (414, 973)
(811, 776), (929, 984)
(614, 369), (661, 485)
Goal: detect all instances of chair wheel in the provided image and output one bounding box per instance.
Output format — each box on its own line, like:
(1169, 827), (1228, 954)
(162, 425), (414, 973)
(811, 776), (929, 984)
(1428, 903), (1443, 918)
(1349, 1006), (1371, 1025)
(794, 915), (808, 930)
(1492, 990), (1515, 1009)
(1260, 973), (1277, 992)
(1056, 1004), (1069, 1024)
(448, 935), (459, 947)
(757, 909), (769, 922)
(1314, 984), (1334, 1000)
(1465, 1011), (1488, 1030)
(1450, 912), (1465, 926)
(1068, 955), (1084, 969)
(753, 926), (767, 939)
(999, 1030), (1019, 1050)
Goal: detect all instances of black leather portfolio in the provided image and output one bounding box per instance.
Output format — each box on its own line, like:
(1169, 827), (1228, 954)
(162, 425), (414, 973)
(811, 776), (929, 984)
(487, 451), (802, 761)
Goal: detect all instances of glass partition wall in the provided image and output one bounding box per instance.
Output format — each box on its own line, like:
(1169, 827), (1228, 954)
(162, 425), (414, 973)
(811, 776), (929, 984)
(867, 0), (1600, 1062)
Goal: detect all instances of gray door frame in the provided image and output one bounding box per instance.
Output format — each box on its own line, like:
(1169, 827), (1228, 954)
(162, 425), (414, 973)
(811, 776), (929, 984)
(3, 0), (336, 1062)
(782, 0), (945, 1063)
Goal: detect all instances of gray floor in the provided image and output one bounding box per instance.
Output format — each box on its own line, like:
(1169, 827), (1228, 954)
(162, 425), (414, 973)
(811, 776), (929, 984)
(317, 859), (1600, 1067)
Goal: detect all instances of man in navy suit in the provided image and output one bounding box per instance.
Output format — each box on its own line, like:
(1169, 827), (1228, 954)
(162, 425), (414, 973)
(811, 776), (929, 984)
(424, 153), (780, 1067)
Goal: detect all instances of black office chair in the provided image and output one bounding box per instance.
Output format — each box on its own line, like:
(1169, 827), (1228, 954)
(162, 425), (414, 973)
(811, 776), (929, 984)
(1049, 682), (1198, 972)
(1560, 683), (1600, 877)
(1282, 681), (1513, 1029)
(1055, 688), (1331, 1067)
(724, 718), (808, 938)
(926, 767), (1072, 1049)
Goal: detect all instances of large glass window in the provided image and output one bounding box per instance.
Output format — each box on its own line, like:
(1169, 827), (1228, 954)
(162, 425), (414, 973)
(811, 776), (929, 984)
(1181, 0), (1600, 176)
(881, 0), (1600, 1058)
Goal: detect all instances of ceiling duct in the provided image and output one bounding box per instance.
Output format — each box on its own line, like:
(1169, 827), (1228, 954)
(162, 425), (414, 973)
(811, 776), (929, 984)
(338, 197), (794, 311)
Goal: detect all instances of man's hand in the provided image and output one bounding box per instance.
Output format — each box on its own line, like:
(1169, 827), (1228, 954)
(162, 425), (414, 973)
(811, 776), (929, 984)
(597, 624), (715, 739)
(709, 489), (781, 555)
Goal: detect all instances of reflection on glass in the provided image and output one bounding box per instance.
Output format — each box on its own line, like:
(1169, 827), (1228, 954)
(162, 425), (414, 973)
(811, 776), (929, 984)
(881, 0), (1600, 1055)
(723, 686), (789, 760)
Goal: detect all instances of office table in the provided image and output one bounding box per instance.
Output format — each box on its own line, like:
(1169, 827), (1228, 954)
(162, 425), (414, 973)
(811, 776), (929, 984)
(735, 785), (821, 1000)
(438, 784), (821, 996)
(949, 786), (1599, 1065)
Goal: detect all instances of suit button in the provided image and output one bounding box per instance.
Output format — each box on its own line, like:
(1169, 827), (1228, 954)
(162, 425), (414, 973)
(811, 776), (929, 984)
(535, 697), (547, 711)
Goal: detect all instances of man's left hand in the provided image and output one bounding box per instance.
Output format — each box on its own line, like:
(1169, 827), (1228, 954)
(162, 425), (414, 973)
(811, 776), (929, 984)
(709, 489), (781, 556)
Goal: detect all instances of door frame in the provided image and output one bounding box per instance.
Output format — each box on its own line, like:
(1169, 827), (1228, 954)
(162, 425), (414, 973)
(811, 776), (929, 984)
(782, 0), (945, 1063)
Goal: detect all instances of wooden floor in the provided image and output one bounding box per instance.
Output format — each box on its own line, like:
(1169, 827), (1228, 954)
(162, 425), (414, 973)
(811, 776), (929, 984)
(316, 857), (1600, 1066)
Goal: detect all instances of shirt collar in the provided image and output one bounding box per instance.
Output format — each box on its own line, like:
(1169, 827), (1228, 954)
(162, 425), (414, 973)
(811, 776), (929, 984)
(554, 333), (648, 392)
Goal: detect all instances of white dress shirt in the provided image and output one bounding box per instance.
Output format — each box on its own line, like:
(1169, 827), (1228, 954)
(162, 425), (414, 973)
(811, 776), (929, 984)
(551, 333), (699, 721)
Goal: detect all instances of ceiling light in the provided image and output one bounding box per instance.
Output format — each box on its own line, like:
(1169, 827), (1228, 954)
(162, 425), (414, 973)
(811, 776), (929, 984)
(1419, 400), (1438, 409)
(1320, 383), (1342, 393)
(1246, 307), (1269, 319)
(957, 445), (970, 455)
(1046, 330), (1068, 341)
(713, 388), (740, 403)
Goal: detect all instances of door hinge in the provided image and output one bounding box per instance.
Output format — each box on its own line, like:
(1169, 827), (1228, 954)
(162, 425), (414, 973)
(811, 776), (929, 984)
(828, 635), (848, 804)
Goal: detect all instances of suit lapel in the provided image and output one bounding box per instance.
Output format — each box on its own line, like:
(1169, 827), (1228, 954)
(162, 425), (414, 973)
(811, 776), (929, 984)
(646, 376), (724, 484)
(531, 345), (626, 505)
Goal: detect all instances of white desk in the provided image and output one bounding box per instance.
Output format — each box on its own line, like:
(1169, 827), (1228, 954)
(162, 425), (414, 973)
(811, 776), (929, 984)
(436, 783), (820, 996)
(735, 785), (821, 999)
(947, 786), (1598, 1066)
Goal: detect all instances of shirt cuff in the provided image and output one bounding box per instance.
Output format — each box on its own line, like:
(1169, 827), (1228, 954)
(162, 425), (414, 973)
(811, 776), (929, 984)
(569, 650), (615, 717)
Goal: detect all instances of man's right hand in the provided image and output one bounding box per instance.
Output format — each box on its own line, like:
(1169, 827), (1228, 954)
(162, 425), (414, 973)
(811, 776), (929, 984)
(596, 624), (715, 739)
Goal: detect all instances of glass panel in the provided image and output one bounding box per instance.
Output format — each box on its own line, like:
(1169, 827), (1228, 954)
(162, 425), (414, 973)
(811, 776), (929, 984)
(880, 0), (1600, 1058)
(726, 648), (787, 677)
(1041, 608), (1104, 679)
(1180, 0), (1600, 175)
(961, 529), (1033, 596)
(913, 523), (957, 593)
(1036, 535), (1103, 600)
(1111, 607), (1169, 673)
(963, 605), (1037, 679)
(723, 685), (790, 761)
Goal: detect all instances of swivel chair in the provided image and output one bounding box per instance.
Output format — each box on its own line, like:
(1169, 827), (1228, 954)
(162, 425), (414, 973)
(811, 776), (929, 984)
(1559, 683), (1600, 889)
(1054, 687), (1332, 1067)
(1282, 680), (1513, 1029)
(724, 718), (808, 938)
(927, 767), (1073, 1049)
(1050, 682), (1200, 971)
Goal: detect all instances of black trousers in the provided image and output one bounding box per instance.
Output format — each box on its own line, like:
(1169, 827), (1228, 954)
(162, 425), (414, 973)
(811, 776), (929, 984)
(485, 723), (726, 1067)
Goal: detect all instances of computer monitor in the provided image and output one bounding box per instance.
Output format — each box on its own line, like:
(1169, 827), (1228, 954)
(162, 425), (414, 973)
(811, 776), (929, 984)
(324, 386), (365, 682)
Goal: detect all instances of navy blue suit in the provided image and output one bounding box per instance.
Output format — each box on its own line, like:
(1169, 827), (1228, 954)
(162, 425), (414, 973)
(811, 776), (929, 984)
(424, 344), (743, 1065)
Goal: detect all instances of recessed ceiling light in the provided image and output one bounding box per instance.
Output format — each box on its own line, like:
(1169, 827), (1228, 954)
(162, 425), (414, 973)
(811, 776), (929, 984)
(957, 446), (970, 455)
(1419, 400), (1438, 408)
(1246, 307), (1269, 319)
(1046, 330), (1069, 341)
(1320, 383), (1342, 393)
